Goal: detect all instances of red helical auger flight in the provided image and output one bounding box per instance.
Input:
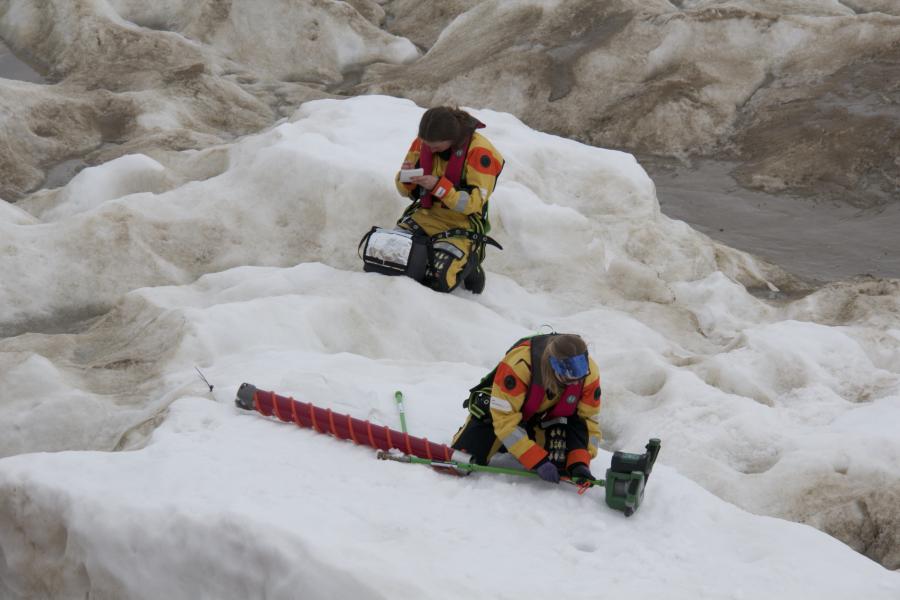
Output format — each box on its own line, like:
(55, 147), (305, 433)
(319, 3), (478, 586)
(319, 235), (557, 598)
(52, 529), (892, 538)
(235, 382), (471, 463)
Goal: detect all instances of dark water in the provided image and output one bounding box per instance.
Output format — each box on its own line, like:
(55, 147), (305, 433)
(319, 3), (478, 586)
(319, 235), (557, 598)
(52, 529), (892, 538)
(0, 40), (46, 83)
(641, 156), (900, 283)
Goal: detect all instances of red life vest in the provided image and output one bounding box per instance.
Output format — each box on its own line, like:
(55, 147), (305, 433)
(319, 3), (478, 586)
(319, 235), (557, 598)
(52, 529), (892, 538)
(417, 122), (485, 208)
(522, 380), (584, 421)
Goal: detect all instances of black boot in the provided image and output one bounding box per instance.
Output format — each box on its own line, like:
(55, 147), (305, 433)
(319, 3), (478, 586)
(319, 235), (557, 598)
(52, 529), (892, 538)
(463, 264), (486, 294)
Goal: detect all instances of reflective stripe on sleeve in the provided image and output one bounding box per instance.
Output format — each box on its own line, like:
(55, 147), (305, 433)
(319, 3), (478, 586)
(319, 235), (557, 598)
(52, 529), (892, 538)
(501, 426), (528, 449)
(490, 396), (513, 412)
(452, 191), (470, 212)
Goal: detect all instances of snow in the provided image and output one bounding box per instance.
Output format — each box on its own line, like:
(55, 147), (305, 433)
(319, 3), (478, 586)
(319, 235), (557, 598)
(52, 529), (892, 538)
(1, 395), (897, 600)
(37, 154), (171, 221)
(0, 198), (38, 225)
(1, 95), (900, 597)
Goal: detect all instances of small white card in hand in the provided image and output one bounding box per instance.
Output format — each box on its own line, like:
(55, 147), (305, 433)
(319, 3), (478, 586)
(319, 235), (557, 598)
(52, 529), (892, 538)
(399, 168), (424, 183)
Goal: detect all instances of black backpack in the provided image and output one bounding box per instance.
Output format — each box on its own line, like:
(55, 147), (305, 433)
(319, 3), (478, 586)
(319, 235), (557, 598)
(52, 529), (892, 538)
(463, 334), (556, 419)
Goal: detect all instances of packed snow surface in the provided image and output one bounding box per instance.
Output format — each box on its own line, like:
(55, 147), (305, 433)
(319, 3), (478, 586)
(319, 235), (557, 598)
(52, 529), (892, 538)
(1, 96), (899, 597)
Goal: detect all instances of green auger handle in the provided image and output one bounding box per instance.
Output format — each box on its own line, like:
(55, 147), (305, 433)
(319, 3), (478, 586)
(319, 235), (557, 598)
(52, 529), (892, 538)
(394, 391), (408, 434)
(604, 438), (661, 517)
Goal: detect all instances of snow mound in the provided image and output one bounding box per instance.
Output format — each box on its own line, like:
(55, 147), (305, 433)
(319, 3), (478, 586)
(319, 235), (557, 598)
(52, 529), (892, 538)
(1, 397), (898, 599)
(1, 96), (899, 590)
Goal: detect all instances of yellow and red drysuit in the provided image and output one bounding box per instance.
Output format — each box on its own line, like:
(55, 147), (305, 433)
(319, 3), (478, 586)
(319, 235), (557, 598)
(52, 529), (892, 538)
(394, 132), (504, 292)
(451, 336), (602, 471)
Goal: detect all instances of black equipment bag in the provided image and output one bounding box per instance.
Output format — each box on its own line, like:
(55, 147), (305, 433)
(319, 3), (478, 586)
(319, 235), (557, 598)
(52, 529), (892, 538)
(358, 226), (428, 281)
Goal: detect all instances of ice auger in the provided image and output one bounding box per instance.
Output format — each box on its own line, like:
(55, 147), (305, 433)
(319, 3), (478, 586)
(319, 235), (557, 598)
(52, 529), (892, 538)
(235, 383), (661, 516)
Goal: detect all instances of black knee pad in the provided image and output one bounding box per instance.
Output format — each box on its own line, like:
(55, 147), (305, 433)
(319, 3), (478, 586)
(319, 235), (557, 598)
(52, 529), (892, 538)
(426, 242), (465, 292)
(451, 417), (498, 466)
(406, 234), (429, 281)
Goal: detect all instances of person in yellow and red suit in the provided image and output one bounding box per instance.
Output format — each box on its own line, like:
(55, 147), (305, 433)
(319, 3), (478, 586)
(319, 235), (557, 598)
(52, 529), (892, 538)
(395, 106), (504, 294)
(452, 333), (602, 483)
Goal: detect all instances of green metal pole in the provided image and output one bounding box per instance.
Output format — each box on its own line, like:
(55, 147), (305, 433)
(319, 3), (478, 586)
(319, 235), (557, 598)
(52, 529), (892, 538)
(377, 450), (605, 487)
(394, 391), (408, 434)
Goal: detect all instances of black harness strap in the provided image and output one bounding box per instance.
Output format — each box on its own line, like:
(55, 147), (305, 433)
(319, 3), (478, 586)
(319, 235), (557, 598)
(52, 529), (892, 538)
(431, 227), (503, 250)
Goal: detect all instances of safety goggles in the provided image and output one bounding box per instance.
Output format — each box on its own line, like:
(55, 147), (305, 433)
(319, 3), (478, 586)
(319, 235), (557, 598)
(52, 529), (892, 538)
(549, 353), (589, 381)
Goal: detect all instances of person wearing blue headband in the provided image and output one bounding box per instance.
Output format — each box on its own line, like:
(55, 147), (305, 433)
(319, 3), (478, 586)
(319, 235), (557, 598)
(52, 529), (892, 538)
(452, 333), (602, 483)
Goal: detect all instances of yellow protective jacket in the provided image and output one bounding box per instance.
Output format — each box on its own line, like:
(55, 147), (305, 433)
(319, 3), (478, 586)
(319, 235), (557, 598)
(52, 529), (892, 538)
(488, 341), (602, 470)
(394, 132), (504, 237)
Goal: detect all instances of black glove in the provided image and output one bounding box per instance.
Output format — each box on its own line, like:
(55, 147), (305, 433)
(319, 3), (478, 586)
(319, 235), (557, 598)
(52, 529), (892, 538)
(534, 458), (561, 484)
(568, 463), (595, 482)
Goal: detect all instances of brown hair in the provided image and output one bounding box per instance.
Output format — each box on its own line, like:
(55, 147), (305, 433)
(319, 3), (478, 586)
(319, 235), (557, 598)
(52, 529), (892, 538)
(540, 334), (588, 396)
(418, 106), (479, 147)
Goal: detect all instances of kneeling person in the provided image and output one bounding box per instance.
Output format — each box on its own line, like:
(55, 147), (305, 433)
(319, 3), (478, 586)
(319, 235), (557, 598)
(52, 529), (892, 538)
(360, 106), (504, 293)
(452, 333), (602, 483)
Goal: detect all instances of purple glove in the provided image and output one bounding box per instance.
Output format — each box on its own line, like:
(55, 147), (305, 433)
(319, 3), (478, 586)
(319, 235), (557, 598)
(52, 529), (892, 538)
(534, 458), (560, 484)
